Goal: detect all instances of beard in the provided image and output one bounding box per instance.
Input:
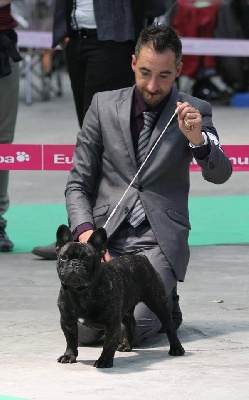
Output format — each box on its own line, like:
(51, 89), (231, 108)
(139, 87), (167, 107)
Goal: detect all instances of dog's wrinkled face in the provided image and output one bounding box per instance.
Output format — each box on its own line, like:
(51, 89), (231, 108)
(57, 242), (98, 289)
(56, 225), (107, 290)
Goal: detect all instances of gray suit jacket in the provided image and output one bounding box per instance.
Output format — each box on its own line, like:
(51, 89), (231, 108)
(65, 85), (232, 281)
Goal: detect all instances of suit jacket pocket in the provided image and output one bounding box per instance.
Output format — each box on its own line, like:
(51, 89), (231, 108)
(93, 205), (110, 218)
(166, 208), (191, 229)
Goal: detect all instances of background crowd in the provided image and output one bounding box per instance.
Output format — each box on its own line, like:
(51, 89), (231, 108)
(12, 0), (249, 105)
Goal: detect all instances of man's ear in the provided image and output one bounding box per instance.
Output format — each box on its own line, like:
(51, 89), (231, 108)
(87, 228), (107, 256)
(176, 62), (183, 78)
(56, 224), (73, 249)
(131, 54), (137, 72)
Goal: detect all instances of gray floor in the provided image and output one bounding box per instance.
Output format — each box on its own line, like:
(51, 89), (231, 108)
(1, 71), (249, 400)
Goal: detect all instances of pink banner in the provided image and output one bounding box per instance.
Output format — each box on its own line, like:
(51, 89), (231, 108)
(190, 145), (249, 171)
(0, 144), (248, 171)
(0, 144), (42, 170)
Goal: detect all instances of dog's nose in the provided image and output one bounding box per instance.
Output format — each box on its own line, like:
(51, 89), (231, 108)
(71, 259), (80, 270)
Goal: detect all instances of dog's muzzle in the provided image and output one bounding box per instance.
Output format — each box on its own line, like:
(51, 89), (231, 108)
(59, 259), (91, 288)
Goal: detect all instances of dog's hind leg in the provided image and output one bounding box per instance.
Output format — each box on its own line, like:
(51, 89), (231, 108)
(118, 308), (136, 352)
(144, 294), (185, 356)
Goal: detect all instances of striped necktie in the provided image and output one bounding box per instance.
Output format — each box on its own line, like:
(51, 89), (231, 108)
(127, 110), (157, 228)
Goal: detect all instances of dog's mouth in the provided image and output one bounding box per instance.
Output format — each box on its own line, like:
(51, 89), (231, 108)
(62, 274), (91, 289)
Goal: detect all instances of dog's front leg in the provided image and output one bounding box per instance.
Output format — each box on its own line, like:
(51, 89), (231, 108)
(94, 323), (121, 368)
(57, 316), (79, 364)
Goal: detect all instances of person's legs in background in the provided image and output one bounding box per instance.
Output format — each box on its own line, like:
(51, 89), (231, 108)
(83, 40), (135, 114)
(172, 0), (232, 102)
(65, 36), (87, 129)
(0, 59), (19, 252)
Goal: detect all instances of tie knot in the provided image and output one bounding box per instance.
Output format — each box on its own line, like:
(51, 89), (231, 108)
(143, 110), (157, 119)
(142, 111), (158, 128)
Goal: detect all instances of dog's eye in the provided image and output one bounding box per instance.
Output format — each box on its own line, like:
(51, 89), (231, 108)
(60, 255), (68, 262)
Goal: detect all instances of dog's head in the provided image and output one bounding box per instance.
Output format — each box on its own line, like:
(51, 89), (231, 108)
(56, 225), (107, 290)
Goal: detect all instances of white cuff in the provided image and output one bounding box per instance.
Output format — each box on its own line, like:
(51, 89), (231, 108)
(189, 132), (208, 148)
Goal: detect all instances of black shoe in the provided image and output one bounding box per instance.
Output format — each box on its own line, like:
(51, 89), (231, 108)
(31, 242), (57, 260)
(193, 78), (232, 105)
(0, 227), (14, 252)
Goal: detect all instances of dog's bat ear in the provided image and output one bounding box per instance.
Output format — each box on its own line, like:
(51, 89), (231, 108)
(87, 227), (107, 255)
(56, 224), (73, 248)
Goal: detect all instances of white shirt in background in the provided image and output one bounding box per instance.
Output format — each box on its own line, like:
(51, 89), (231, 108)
(71, 0), (97, 30)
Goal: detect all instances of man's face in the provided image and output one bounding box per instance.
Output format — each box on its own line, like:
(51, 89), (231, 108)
(132, 45), (182, 107)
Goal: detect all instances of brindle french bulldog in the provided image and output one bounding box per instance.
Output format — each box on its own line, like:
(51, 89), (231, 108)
(56, 224), (185, 368)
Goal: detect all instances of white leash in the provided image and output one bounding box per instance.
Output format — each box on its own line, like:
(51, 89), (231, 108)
(103, 107), (178, 229)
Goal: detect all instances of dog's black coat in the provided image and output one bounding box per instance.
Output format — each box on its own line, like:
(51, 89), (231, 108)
(56, 224), (185, 368)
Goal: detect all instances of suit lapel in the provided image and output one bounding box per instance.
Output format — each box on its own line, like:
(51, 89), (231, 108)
(116, 86), (137, 169)
(116, 85), (180, 171)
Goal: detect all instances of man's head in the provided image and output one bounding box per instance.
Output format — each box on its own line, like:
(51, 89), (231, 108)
(132, 24), (183, 107)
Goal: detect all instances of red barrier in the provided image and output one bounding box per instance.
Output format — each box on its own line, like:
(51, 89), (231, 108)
(0, 144), (248, 171)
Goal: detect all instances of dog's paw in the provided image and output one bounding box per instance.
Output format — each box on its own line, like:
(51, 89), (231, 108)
(57, 353), (77, 364)
(168, 345), (185, 356)
(93, 357), (113, 368)
(117, 343), (132, 352)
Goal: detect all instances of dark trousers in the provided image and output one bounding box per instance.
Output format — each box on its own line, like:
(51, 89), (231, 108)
(65, 37), (135, 128)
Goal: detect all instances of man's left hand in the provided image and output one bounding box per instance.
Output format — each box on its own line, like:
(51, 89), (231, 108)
(176, 101), (204, 146)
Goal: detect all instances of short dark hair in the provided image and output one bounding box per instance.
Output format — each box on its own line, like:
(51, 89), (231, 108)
(135, 24), (182, 65)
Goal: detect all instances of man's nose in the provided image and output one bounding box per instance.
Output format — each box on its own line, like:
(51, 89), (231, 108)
(147, 78), (159, 93)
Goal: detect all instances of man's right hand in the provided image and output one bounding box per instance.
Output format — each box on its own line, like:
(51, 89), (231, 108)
(78, 230), (111, 263)
(78, 230), (94, 243)
(59, 37), (70, 50)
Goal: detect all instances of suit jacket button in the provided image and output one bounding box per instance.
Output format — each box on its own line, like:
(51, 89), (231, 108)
(124, 207), (129, 214)
(209, 162), (215, 170)
(138, 185), (143, 192)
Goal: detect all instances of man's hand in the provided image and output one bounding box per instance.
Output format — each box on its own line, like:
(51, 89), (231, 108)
(78, 230), (111, 263)
(58, 37), (70, 50)
(176, 102), (204, 146)
(78, 230), (94, 243)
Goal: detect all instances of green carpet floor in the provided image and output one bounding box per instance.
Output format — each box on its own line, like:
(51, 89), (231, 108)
(5, 195), (249, 253)
(0, 396), (29, 400)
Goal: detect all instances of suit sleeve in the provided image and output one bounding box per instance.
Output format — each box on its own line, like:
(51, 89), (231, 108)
(191, 100), (233, 184)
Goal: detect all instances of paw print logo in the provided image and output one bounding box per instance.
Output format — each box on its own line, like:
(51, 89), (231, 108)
(16, 152), (31, 162)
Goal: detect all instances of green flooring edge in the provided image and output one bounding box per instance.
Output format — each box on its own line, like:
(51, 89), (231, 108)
(0, 396), (30, 400)
(5, 195), (249, 253)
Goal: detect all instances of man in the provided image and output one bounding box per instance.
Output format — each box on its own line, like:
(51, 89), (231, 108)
(31, 0), (146, 259)
(0, 0), (21, 252)
(64, 24), (232, 345)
